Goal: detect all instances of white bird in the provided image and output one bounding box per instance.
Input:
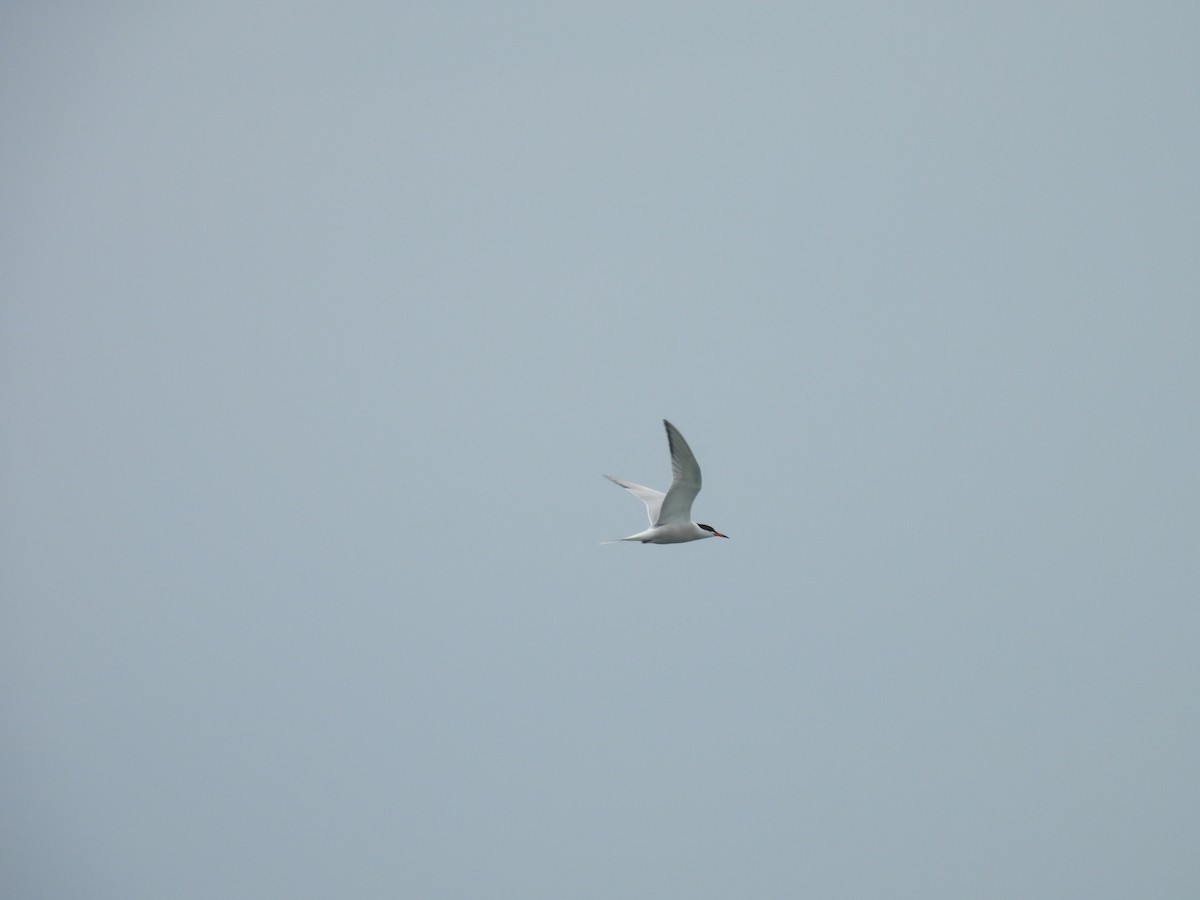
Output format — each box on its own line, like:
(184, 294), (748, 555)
(603, 420), (729, 544)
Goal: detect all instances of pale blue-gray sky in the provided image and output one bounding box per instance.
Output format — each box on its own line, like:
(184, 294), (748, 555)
(4, 4), (1198, 897)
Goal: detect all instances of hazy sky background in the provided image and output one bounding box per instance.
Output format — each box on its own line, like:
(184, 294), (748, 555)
(4, 3), (1198, 897)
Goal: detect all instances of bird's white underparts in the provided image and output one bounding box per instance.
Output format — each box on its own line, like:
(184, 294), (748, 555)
(603, 419), (728, 544)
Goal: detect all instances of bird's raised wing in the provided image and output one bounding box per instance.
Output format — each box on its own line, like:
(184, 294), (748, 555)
(603, 474), (665, 525)
(657, 419), (702, 525)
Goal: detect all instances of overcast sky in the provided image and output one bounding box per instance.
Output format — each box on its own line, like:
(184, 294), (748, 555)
(4, 3), (1198, 898)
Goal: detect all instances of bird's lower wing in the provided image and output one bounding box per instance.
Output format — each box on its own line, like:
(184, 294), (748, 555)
(603, 475), (665, 525)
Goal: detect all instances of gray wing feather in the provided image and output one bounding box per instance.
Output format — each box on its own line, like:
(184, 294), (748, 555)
(657, 419), (702, 524)
(604, 474), (666, 525)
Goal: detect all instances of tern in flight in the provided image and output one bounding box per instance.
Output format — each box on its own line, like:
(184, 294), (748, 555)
(603, 420), (729, 544)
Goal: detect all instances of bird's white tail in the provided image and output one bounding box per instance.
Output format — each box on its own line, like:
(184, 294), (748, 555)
(599, 534), (646, 544)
